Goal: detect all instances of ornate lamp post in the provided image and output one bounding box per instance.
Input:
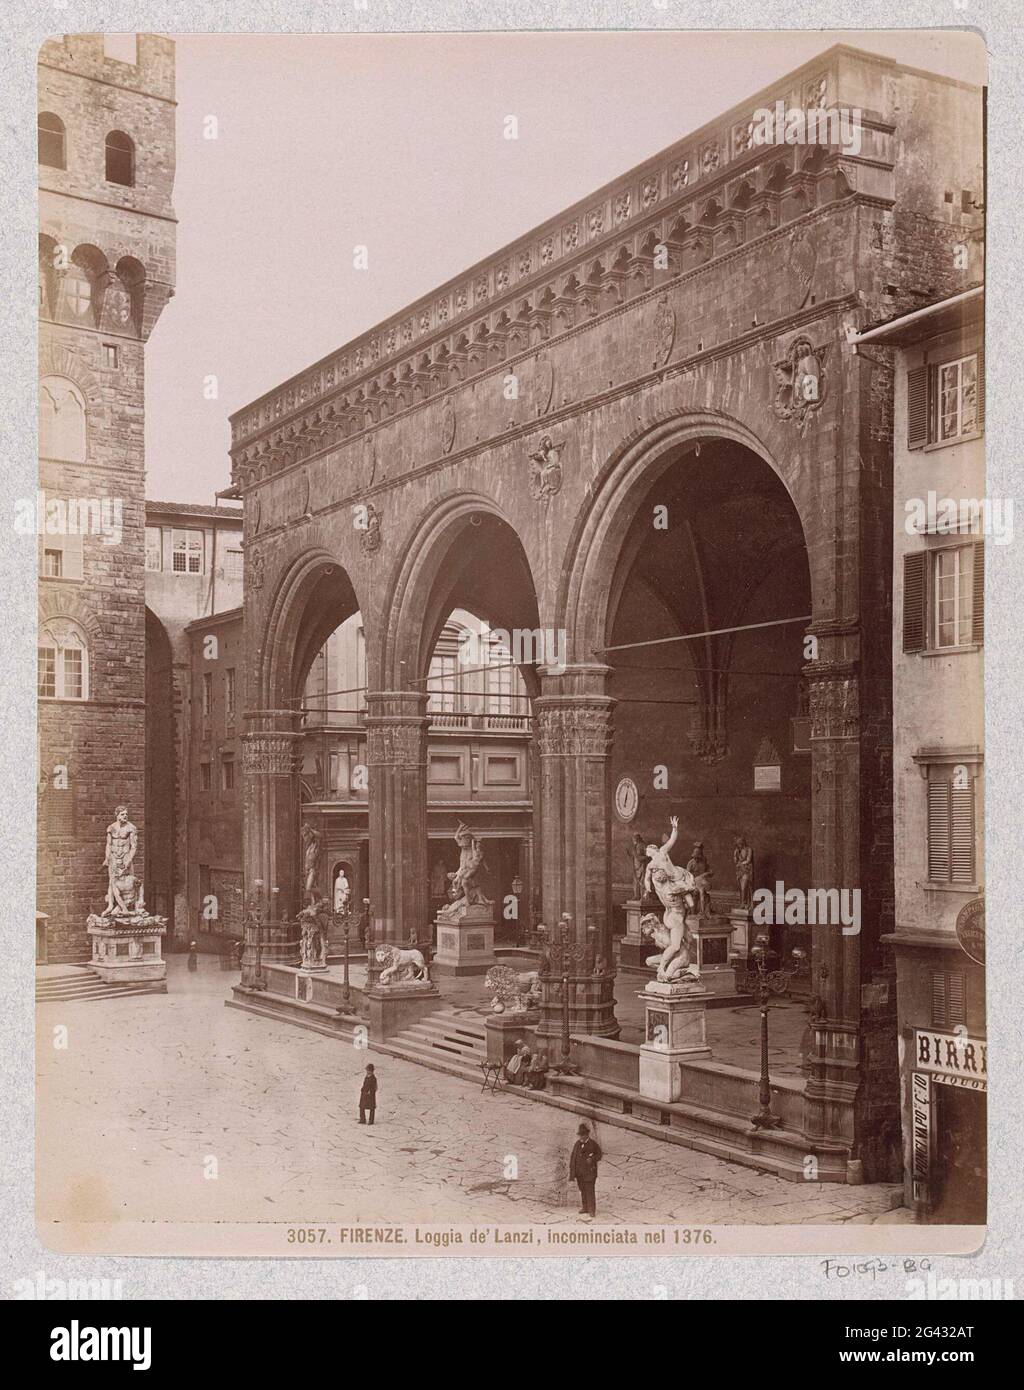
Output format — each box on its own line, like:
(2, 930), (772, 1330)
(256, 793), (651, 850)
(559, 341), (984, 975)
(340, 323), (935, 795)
(749, 935), (803, 1130)
(334, 900), (354, 1014)
(551, 914), (580, 1075)
(236, 879), (278, 992)
(511, 873), (524, 947)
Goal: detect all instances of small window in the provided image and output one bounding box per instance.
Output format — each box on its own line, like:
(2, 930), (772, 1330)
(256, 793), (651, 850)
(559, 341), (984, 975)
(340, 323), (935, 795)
(934, 546), (974, 649)
(225, 548), (244, 581)
(200, 762), (211, 792)
(145, 526), (162, 572)
(38, 619), (89, 700)
(938, 354), (979, 442)
(221, 758), (235, 793)
(903, 542), (983, 653)
(43, 549), (63, 578)
(907, 350), (984, 448)
(38, 112), (66, 169)
(225, 668), (236, 718)
(172, 529), (203, 574)
(103, 343), (119, 369)
(427, 653), (458, 714)
(105, 130), (135, 187)
(201, 672), (213, 720)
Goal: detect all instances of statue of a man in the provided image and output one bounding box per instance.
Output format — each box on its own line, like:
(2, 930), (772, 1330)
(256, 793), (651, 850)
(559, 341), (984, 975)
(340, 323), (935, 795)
(439, 821), (491, 921)
(102, 805), (138, 916)
(298, 895), (330, 970)
(301, 824), (322, 903)
(686, 841), (713, 918)
(333, 867), (351, 916)
(734, 836), (754, 911)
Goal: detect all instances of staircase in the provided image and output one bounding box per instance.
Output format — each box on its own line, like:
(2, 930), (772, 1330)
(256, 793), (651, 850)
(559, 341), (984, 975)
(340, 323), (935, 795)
(35, 967), (166, 1004)
(383, 1009), (489, 1081)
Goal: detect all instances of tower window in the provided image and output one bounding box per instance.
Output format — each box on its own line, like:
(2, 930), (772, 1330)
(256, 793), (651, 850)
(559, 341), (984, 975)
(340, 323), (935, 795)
(38, 113), (66, 169)
(105, 130), (135, 187)
(38, 620), (89, 700)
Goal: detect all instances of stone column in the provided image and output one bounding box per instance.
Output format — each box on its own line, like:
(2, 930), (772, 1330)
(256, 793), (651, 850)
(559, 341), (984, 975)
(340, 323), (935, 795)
(535, 664), (615, 957)
(366, 691), (429, 947)
(241, 710), (304, 978)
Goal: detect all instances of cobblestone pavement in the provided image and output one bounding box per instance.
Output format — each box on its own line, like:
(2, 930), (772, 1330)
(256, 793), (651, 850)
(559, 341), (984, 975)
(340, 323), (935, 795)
(37, 958), (909, 1231)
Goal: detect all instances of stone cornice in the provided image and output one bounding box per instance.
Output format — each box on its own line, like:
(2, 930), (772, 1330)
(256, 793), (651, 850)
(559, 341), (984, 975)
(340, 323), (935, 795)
(231, 46), (901, 457)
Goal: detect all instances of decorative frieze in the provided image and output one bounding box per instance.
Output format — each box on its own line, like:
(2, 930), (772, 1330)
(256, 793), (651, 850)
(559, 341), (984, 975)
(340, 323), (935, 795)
(536, 704), (613, 757)
(242, 734), (303, 776)
(365, 721), (426, 768)
(808, 675), (859, 740)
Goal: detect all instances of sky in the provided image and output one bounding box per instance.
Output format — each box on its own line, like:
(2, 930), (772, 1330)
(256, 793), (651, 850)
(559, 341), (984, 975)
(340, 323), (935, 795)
(144, 28), (986, 503)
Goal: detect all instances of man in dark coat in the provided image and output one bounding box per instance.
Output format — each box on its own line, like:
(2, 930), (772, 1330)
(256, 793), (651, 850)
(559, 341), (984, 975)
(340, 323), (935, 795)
(568, 1122), (602, 1218)
(358, 1063), (377, 1124)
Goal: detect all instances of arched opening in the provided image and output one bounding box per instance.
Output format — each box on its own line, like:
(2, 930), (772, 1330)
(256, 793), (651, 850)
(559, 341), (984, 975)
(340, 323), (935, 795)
(105, 129), (135, 186)
(597, 436), (813, 1057)
(144, 609), (175, 928)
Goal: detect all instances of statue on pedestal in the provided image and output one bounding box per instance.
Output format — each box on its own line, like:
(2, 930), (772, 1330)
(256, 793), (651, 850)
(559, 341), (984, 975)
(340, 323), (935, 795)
(333, 867), (351, 917)
(438, 821), (491, 922)
(733, 836), (754, 911)
(102, 805), (139, 916)
(686, 841), (713, 918)
(374, 942), (429, 985)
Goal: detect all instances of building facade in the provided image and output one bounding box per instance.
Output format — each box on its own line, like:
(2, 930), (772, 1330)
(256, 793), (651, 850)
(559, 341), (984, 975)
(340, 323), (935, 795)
(855, 287), (986, 1222)
(37, 34), (176, 962)
(144, 499), (244, 940)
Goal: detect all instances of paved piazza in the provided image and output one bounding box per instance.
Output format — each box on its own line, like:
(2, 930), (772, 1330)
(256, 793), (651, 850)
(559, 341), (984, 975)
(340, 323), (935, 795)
(36, 959), (908, 1231)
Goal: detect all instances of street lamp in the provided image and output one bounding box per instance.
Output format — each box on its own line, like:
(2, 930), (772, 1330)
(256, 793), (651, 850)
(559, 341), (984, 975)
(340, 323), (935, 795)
(750, 932), (783, 1130)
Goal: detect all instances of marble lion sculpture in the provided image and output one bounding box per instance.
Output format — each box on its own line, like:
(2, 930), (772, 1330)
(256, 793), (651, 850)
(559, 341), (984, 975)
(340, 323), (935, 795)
(375, 942), (429, 985)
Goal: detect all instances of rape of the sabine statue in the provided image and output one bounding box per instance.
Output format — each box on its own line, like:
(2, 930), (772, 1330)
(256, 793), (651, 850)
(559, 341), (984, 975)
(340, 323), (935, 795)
(640, 816), (705, 984)
(438, 821), (491, 923)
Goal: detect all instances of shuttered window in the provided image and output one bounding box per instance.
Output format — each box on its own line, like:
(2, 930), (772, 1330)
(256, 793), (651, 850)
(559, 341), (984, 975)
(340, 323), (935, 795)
(931, 971), (967, 1028)
(972, 539), (984, 644)
(927, 769), (976, 885)
(907, 365), (930, 448)
(906, 349), (984, 448)
(903, 551), (928, 652)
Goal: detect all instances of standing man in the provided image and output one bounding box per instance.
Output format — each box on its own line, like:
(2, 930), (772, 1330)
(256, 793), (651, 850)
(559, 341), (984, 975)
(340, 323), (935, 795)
(568, 1122), (602, 1219)
(358, 1064), (377, 1125)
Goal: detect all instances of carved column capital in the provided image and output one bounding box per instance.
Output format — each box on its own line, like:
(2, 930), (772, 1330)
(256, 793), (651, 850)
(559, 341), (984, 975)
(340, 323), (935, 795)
(535, 700), (614, 757)
(241, 731), (304, 776)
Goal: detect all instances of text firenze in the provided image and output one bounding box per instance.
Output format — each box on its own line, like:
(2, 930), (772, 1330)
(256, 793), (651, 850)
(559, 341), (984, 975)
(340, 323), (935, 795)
(752, 883), (861, 935)
(750, 102), (863, 156)
(50, 1321), (151, 1371)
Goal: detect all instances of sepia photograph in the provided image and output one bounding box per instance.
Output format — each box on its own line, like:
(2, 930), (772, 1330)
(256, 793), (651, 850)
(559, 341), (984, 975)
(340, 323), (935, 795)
(12, 13), (1013, 1326)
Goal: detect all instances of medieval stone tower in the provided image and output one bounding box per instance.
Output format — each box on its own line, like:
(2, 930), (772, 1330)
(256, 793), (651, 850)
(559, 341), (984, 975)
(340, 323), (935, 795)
(37, 34), (176, 960)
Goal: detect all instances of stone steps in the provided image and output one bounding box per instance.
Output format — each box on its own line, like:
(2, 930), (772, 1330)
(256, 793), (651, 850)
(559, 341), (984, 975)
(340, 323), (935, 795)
(35, 969), (166, 1003)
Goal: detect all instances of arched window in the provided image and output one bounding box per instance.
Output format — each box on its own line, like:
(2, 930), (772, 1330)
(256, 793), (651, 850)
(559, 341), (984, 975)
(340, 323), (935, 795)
(105, 130), (135, 187)
(39, 376), (87, 462)
(38, 113), (66, 169)
(38, 619), (89, 701)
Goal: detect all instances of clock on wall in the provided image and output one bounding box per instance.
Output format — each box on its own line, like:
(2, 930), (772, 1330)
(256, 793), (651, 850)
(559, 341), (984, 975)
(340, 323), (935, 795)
(614, 776), (639, 823)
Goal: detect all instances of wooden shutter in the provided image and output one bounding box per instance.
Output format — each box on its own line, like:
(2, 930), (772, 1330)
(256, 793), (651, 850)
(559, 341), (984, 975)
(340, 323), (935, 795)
(976, 344), (985, 432)
(932, 971), (966, 1028)
(950, 776), (976, 883)
(907, 364), (930, 448)
(972, 540), (984, 644)
(927, 779), (951, 880)
(903, 551), (928, 652)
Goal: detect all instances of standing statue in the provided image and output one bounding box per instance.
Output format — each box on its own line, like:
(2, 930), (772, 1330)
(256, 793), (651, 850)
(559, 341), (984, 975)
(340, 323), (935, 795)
(102, 805), (139, 916)
(640, 817), (702, 983)
(733, 836), (754, 911)
(333, 867), (351, 916)
(686, 841), (713, 918)
(301, 824), (322, 903)
(298, 895), (330, 970)
(438, 821), (491, 922)
(627, 832), (648, 902)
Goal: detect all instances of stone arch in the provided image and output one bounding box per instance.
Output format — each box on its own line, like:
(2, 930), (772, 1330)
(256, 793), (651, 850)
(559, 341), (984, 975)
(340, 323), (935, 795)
(559, 411), (818, 663)
(259, 546), (369, 711)
(379, 492), (541, 696)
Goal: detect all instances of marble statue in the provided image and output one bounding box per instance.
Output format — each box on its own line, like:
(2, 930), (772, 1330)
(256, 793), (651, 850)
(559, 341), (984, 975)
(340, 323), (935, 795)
(641, 817), (701, 982)
(485, 963), (541, 1013)
(301, 824), (322, 903)
(733, 836), (754, 911)
(333, 868), (351, 916)
(438, 821), (491, 922)
(102, 805), (139, 916)
(297, 895), (330, 970)
(375, 942), (429, 985)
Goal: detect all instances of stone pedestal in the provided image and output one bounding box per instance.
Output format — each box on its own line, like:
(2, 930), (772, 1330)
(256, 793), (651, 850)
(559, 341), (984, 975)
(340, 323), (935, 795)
(87, 913), (167, 985)
(363, 981), (441, 1039)
(484, 1011), (539, 1065)
(432, 903), (496, 976)
(692, 919), (737, 995)
(729, 907), (755, 961)
(618, 898), (660, 969)
(637, 982), (712, 1103)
